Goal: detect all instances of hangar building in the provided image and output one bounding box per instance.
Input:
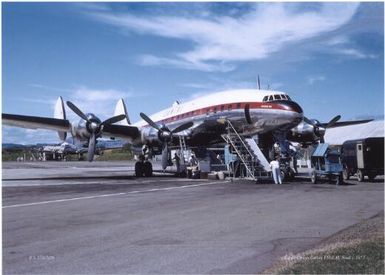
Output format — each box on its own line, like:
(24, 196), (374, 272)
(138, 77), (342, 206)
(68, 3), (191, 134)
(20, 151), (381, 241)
(324, 120), (384, 145)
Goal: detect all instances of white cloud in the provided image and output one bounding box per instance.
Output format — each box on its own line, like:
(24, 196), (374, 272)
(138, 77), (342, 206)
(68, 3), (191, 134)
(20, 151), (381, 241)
(138, 55), (234, 72)
(307, 75), (326, 85)
(65, 86), (134, 121)
(2, 127), (59, 145)
(336, 48), (377, 59)
(86, 3), (359, 71)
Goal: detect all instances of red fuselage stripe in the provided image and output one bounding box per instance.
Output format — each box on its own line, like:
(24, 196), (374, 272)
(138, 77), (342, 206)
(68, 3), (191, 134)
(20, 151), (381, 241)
(152, 101), (287, 125)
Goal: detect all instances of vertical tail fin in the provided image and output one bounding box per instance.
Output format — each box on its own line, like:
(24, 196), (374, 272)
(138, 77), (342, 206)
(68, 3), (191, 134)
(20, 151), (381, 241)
(54, 96), (67, 141)
(114, 98), (130, 125)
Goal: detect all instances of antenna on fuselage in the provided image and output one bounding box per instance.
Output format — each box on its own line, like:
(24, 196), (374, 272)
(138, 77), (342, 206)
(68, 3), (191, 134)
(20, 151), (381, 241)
(257, 75), (261, 90)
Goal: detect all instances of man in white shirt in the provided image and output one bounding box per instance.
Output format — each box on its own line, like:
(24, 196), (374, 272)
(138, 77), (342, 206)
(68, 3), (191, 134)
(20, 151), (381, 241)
(270, 157), (282, 184)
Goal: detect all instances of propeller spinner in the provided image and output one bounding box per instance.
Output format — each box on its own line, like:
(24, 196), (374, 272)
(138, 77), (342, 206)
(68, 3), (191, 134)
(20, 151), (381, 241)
(66, 101), (126, 162)
(304, 115), (341, 143)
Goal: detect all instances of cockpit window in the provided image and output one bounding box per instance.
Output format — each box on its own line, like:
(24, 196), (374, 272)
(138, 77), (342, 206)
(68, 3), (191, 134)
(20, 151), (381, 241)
(286, 95), (292, 101)
(281, 94), (287, 100)
(274, 94), (281, 100)
(268, 95), (273, 101)
(263, 96), (269, 102)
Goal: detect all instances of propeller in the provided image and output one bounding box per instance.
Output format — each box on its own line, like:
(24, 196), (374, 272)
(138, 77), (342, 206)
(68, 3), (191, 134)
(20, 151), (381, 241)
(304, 115), (341, 143)
(66, 101), (126, 162)
(140, 112), (193, 170)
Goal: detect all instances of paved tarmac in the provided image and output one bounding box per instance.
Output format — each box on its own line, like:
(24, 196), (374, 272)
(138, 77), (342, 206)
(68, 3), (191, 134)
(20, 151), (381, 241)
(2, 161), (384, 274)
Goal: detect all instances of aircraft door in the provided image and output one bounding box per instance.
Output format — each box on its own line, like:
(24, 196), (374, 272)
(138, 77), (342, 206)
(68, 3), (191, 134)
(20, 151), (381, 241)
(356, 143), (364, 169)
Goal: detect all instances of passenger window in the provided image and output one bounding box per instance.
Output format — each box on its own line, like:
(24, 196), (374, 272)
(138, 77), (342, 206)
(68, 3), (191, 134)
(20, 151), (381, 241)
(263, 96), (268, 102)
(274, 95), (281, 100)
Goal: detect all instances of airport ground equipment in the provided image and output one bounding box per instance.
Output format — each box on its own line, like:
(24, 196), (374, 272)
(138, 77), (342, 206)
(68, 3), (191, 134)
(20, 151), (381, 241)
(221, 120), (271, 181)
(310, 143), (343, 185)
(341, 137), (384, 182)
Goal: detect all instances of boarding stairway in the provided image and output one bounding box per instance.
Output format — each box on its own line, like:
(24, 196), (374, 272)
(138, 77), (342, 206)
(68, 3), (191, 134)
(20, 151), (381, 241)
(178, 135), (189, 165)
(221, 120), (271, 181)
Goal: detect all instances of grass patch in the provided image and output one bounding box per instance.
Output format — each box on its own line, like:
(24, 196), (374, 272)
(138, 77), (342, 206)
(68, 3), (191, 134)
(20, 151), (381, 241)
(265, 212), (384, 274)
(278, 238), (384, 274)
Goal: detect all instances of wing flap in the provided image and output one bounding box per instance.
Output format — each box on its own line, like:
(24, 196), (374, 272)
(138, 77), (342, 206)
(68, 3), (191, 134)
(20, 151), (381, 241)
(2, 113), (71, 132)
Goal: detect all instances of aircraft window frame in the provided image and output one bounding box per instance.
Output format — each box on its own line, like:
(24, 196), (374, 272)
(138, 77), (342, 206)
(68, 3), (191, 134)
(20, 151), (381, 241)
(263, 96), (268, 102)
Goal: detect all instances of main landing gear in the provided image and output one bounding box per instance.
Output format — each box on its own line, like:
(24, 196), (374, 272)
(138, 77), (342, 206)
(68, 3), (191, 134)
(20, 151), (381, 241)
(135, 160), (153, 177)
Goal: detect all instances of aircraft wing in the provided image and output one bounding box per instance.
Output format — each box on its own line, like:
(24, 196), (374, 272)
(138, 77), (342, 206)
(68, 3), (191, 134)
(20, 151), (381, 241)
(102, 124), (141, 141)
(322, 119), (373, 128)
(2, 113), (71, 132)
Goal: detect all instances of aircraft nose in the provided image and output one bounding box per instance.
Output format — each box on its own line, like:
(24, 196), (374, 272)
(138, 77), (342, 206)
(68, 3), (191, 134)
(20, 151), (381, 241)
(275, 100), (303, 114)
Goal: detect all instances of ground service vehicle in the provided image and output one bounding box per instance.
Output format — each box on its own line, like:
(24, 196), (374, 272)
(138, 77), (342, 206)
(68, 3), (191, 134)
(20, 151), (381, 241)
(311, 143), (343, 185)
(341, 137), (384, 182)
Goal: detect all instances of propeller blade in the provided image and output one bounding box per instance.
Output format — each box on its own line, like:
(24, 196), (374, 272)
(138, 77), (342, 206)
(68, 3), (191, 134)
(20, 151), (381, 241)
(171, 121), (194, 134)
(66, 101), (89, 121)
(140, 112), (161, 131)
(161, 143), (169, 170)
(325, 115), (341, 128)
(101, 114), (126, 126)
(87, 132), (96, 162)
(303, 116), (315, 126)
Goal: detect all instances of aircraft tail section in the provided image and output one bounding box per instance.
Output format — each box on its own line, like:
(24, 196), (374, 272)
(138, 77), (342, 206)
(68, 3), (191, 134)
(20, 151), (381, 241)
(54, 96), (67, 141)
(114, 98), (131, 125)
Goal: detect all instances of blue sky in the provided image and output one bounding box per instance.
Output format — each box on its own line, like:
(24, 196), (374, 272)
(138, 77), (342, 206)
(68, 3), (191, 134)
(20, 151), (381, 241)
(2, 2), (384, 144)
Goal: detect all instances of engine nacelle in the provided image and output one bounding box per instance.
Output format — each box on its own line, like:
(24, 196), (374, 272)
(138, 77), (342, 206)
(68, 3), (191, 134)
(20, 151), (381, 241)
(71, 113), (102, 140)
(289, 121), (319, 144)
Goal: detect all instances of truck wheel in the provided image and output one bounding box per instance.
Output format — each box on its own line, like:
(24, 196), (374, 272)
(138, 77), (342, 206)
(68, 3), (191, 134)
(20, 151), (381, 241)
(311, 171), (317, 184)
(343, 168), (350, 180)
(135, 161), (143, 177)
(143, 161), (153, 177)
(357, 169), (364, 182)
(336, 173), (343, 185)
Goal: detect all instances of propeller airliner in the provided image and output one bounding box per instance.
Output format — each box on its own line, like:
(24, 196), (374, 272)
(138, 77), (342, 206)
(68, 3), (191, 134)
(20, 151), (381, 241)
(3, 88), (371, 176)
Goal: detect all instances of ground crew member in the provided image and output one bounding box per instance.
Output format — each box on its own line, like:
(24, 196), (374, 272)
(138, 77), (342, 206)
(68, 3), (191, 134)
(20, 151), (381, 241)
(173, 153), (181, 174)
(270, 157), (282, 184)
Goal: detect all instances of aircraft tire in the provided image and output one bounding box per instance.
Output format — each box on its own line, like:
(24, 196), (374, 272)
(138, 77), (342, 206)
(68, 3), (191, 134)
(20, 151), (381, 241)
(336, 173), (343, 185)
(135, 161), (143, 177)
(143, 161), (153, 177)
